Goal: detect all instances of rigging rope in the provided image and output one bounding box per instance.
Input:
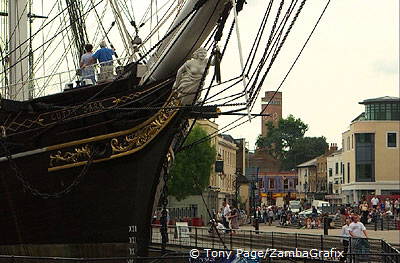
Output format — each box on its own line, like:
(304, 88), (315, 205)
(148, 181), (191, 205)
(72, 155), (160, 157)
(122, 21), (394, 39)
(178, 0), (331, 152)
(250, 0), (304, 111)
(2, 0), (104, 77)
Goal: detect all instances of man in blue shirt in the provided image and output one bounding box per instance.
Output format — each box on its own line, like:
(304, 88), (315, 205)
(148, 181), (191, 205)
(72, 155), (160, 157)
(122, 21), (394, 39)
(92, 41), (116, 82)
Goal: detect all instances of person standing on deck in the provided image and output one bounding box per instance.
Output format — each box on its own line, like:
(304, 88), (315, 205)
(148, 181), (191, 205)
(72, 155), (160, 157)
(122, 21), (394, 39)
(92, 41), (116, 82)
(80, 44), (96, 85)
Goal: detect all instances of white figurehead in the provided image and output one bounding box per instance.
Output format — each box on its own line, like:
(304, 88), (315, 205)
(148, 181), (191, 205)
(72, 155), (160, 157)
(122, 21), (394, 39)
(173, 48), (212, 105)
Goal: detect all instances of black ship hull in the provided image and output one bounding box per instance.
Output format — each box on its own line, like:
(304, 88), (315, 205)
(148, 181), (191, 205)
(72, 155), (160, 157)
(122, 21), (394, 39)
(0, 72), (187, 257)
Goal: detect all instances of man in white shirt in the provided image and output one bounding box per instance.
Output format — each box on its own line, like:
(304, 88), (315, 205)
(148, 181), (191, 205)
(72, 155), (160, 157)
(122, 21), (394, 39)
(349, 215), (368, 238)
(222, 200), (231, 230)
(371, 196), (379, 209)
(385, 199), (392, 211)
(349, 215), (369, 262)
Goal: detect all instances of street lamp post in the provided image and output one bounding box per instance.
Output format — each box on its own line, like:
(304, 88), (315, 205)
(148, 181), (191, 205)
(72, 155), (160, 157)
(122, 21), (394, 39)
(304, 181), (309, 205)
(234, 175), (239, 208)
(253, 167), (260, 231)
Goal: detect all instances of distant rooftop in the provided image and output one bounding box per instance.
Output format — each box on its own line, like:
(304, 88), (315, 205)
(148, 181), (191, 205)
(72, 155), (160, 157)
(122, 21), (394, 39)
(359, 96), (400, 104)
(297, 158), (317, 168)
(351, 112), (365, 122)
(219, 134), (235, 143)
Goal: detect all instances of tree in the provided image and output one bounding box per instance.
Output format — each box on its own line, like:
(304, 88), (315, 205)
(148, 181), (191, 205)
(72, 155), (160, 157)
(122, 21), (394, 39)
(284, 136), (329, 171)
(168, 126), (216, 201)
(256, 114), (328, 171)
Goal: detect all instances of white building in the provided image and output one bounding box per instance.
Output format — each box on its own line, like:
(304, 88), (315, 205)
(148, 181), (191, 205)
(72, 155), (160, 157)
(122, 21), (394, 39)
(296, 158), (317, 200)
(326, 149), (345, 204)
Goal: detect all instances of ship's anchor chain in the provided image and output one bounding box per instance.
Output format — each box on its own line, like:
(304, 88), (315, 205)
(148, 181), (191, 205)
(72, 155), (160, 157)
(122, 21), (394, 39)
(0, 139), (97, 199)
(159, 169), (169, 253)
(159, 147), (175, 253)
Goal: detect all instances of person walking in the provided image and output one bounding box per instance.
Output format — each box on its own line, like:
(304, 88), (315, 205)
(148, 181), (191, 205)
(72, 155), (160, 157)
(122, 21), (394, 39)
(254, 207), (262, 233)
(222, 200), (231, 231)
(370, 196), (379, 209)
(92, 41), (116, 82)
(263, 207), (268, 224)
(349, 215), (369, 263)
(394, 199), (400, 217)
(359, 201), (369, 225)
(268, 209), (274, 226)
(340, 218), (351, 262)
(80, 44), (96, 85)
(311, 206), (318, 220)
(229, 205), (239, 234)
(385, 198), (392, 212)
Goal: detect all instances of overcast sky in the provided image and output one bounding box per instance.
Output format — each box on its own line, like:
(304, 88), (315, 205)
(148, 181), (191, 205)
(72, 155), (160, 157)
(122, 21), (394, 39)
(210, 0), (399, 150)
(30, 0), (399, 150)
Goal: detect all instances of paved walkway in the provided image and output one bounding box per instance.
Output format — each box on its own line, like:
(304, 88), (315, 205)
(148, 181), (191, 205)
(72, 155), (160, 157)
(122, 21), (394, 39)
(239, 224), (400, 245)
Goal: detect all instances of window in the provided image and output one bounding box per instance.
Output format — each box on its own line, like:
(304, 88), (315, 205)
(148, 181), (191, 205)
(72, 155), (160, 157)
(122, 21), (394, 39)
(387, 132), (397, 147)
(365, 103), (400, 121)
(355, 133), (375, 182)
(259, 178), (264, 189)
(356, 164), (374, 181)
(357, 133), (373, 143)
(347, 137), (350, 150)
(342, 164), (345, 184)
(335, 163), (338, 174)
(284, 179), (289, 189)
(347, 163), (350, 183)
(340, 162), (343, 175)
(269, 178), (275, 189)
(351, 134), (354, 149)
(329, 168), (333, 177)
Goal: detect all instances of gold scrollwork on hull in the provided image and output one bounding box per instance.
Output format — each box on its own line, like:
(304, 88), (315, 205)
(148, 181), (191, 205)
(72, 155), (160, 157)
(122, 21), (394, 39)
(50, 145), (92, 167)
(48, 97), (180, 170)
(110, 99), (179, 153)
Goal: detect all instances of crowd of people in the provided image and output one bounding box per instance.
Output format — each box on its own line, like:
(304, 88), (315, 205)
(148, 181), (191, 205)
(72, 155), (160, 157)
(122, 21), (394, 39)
(209, 200), (241, 234)
(337, 197), (400, 226)
(336, 196), (400, 262)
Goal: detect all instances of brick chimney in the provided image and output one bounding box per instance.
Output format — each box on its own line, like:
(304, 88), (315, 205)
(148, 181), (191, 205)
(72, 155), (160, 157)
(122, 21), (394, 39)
(328, 143), (338, 154)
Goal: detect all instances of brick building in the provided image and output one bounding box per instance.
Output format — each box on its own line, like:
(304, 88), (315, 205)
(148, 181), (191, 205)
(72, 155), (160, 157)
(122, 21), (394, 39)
(261, 91), (282, 137)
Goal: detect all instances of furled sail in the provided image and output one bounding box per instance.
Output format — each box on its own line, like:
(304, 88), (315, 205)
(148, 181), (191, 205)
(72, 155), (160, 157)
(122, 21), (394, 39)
(142, 0), (230, 84)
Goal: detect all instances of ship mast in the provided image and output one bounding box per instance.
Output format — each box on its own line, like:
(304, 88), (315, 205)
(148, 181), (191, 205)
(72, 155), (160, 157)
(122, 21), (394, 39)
(8, 0), (29, 100)
(0, 1), (8, 96)
(108, 0), (136, 61)
(65, 0), (89, 67)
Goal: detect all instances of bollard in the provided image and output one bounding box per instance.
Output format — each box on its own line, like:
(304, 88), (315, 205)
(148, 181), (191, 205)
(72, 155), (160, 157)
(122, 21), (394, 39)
(323, 217), (329, 235)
